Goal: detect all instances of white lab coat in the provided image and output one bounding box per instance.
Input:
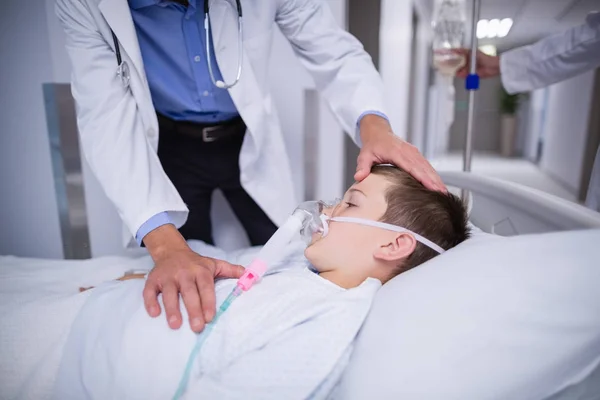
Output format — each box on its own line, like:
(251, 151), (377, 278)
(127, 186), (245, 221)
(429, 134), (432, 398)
(55, 0), (387, 245)
(499, 11), (600, 211)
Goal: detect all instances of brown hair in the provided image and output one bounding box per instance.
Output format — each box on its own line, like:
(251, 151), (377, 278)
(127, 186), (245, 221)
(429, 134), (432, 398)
(371, 165), (470, 277)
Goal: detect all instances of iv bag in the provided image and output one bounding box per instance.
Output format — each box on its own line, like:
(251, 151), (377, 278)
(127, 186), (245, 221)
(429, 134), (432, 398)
(432, 0), (467, 76)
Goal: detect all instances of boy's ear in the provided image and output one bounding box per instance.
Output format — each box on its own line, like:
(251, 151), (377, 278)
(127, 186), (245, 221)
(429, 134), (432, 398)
(373, 233), (416, 262)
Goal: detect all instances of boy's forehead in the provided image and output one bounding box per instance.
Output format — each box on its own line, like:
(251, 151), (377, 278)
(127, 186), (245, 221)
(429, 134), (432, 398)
(350, 174), (391, 193)
(345, 175), (389, 217)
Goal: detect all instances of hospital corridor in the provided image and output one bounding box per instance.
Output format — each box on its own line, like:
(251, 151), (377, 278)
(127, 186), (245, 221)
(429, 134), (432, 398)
(1, 0), (600, 399)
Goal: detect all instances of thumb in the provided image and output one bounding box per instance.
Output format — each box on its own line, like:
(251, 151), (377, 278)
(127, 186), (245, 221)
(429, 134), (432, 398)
(354, 151), (374, 182)
(215, 262), (245, 279)
(456, 67), (468, 79)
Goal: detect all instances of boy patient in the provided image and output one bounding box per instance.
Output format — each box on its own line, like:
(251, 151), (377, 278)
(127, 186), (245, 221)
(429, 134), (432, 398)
(55, 166), (470, 400)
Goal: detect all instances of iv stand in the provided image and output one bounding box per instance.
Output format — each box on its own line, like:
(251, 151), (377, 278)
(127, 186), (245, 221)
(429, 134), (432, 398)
(462, 0), (481, 201)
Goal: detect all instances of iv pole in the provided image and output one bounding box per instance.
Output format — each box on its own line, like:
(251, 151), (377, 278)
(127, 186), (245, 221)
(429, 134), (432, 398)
(462, 0), (481, 200)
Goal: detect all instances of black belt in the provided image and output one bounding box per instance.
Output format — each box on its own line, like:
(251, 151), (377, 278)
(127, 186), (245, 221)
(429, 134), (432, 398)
(157, 113), (245, 143)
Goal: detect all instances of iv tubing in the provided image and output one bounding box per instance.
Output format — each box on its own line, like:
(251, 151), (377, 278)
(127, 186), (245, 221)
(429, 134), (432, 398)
(172, 286), (242, 400)
(171, 209), (310, 399)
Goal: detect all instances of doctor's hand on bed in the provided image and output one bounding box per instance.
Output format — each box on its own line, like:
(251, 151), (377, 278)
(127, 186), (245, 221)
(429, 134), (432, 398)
(355, 114), (447, 193)
(142, 224), (245, 333)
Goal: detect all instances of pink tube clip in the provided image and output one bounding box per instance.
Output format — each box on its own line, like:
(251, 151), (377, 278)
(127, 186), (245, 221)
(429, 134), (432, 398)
(237, 259), (268, 291)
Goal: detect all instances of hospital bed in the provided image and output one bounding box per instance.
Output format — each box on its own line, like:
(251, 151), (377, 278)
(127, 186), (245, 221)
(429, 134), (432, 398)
(1, 172), (600, 400)
(441, 170), (600, 234)
(335, 171), (600, 400)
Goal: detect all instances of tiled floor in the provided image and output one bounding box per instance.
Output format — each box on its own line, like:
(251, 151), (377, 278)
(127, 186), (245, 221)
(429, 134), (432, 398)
(430, 153), (579, 203)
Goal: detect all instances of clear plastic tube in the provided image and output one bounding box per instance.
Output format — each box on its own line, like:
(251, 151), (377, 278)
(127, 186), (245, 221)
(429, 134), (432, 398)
(256, 212), (304, 266)
(172, 201), (328, 399)
(254, 200), (330, 264)
(172, 285), (242, 400)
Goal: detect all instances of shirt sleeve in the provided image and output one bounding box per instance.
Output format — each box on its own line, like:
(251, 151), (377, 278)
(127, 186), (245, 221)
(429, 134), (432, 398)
(275, 0), (388, 147)
(135, 212), (173, 245)
(500, 12), (600, 94)
(55, 0), (188, 244)
(357, 110), (390, 126)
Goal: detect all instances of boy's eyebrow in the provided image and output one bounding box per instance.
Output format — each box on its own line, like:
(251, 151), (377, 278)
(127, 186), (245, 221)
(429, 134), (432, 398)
(349, 188), (367, 197)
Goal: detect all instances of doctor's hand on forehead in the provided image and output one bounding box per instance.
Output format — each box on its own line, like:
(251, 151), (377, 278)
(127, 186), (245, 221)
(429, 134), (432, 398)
(354, 114), (447, 193)
(142, 224), (244, 333)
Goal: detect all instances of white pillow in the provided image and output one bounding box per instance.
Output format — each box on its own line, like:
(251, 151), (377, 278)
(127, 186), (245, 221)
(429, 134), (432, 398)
(337, 229), (600, 400)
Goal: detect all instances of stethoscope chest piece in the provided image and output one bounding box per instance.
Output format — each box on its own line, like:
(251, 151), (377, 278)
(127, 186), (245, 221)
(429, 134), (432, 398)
(117, 61), (131, 89)
(111, 29), (130, 89)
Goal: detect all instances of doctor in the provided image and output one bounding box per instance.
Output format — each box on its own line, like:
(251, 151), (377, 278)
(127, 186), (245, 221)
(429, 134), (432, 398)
(456, 11), (600, 212)
(55, 0), (445, 333)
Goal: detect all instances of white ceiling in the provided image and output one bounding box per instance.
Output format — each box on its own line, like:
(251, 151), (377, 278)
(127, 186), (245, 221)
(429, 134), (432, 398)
(473, 0), (600, 52)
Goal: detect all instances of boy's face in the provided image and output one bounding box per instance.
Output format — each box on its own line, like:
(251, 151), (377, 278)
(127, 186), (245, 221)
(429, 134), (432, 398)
(305, 173), (398, 284)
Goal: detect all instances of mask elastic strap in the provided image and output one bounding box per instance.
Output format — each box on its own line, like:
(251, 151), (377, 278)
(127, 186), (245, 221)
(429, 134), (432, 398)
(329, 216), (446, 254)
(319, 214), (330, 237)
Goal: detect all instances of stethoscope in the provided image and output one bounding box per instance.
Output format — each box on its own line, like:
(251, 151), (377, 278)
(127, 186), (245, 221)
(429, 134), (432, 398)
(111, 0), (243, 90)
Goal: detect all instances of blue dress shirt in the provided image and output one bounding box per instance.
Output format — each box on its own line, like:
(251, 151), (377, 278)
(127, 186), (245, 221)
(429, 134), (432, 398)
(129, 0), (239, 123)
(129, 0), (389, 245)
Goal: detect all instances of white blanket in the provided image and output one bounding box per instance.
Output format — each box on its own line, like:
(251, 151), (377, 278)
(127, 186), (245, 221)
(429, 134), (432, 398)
(51, 255), (380, 399)
(0, 254), (152, 400)
(0, 241), (380, 400)
(0, 242), (258, 400)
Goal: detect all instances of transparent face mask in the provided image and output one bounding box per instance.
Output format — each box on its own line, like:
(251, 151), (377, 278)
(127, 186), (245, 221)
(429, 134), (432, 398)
(296, 199), (446, 254)
(294, 200), (340, 244)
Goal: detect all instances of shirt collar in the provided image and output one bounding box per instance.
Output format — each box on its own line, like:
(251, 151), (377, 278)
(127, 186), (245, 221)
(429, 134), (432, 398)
(128, 0), (160, 10)
(129, 0), (198, 10)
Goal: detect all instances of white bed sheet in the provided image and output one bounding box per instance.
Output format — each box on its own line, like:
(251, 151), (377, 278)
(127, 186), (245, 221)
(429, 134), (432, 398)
(0, 242), (261, 400)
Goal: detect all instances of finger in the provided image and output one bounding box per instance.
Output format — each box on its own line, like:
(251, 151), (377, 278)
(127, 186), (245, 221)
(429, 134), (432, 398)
(394, 149), (437, 192)
(423, 169), (447, 193)
(162, 282), (182, 330)
(457, 62), (471, 78)
(142, 279), (161, 318)
(408, 162), (440, 192)
(419, 171), (440, 192)
(354, 151), (374, 182)
(417, 160), (447, 193)
(393, 143), (446, 192)
(427, 168), (448, 193)
(179, 279), (205, 333)
(196, 269), (217, 323)
(214, 261), (245, 279)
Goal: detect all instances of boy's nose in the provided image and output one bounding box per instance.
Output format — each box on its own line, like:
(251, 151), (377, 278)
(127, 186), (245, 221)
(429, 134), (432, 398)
(320, 198), (341, 217)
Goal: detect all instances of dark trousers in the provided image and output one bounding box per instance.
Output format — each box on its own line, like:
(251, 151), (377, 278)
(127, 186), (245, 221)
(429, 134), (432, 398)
(157, 115), (277, 246)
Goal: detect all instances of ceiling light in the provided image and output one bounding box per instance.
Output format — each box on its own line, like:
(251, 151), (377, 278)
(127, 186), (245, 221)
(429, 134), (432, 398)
(476, 19), (488, 39)
(479, 44), (497, 56)
(487, 19), (500, 38)
(497, 18), (513, 38)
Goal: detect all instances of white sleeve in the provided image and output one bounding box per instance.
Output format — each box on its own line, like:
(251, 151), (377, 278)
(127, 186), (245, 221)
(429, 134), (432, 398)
(185, 308), (359, 400)
(274, 0), (388, 145)
(500, 12), (600, 94)
(55, 0), (188, 238)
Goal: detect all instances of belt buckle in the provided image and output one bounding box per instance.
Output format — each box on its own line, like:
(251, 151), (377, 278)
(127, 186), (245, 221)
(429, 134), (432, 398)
(202, 125), (221, 143)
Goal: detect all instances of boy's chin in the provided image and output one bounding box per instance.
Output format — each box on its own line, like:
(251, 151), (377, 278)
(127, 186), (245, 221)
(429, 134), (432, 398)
(304, 246), (315, 263)
(304, 247), (323, 271)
